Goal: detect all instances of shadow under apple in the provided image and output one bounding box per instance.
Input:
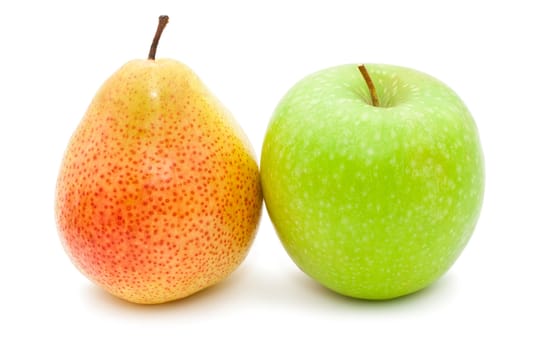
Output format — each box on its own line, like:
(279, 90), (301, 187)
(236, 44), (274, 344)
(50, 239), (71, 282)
(286, 269), (460, 312)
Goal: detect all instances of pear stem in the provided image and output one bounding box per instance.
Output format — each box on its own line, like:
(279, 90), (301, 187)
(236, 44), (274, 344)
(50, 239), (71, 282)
(358, 64), (380, 107)
(148, 15), (169, 60)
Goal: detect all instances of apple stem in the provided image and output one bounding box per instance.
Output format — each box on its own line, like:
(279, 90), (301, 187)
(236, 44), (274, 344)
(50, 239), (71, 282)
(358, 65), (380, 107)
(148, 15), (170, 60)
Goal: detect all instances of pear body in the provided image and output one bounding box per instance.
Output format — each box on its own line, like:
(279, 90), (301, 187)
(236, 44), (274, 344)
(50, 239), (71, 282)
(56, 59), (262, 304)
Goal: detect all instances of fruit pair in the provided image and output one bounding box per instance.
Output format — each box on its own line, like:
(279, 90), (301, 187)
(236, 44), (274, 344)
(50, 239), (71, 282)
(56, 16), (484, 304)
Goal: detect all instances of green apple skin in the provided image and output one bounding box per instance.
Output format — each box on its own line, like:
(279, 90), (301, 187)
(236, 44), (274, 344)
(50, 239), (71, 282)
(261, 64), (484, 300)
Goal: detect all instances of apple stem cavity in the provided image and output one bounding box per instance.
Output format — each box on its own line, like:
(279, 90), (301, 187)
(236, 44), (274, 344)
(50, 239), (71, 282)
(358, 65), (380, 107)
(148, 15), (170, 60)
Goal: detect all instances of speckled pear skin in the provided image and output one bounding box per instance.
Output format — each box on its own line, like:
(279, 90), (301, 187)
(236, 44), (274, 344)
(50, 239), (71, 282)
(56, 59), (262, 304)
(261, 64), (484, 300)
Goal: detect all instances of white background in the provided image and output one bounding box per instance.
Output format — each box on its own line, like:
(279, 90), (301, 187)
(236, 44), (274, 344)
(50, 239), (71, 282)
(1, 0), (531, 348)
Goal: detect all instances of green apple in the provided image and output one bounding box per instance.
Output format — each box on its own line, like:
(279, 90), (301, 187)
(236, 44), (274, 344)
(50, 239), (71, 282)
(261, 64), (484, 300)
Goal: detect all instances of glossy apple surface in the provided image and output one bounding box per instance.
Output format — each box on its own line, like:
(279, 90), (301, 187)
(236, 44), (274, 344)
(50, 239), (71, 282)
(261, 64), (484, 299)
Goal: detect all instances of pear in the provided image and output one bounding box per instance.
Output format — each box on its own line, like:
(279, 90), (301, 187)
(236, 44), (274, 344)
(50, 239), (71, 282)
(55, 16), (262, 304)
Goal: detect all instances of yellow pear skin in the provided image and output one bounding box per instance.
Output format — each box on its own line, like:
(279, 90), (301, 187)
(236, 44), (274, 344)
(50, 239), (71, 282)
(55, 16), (262, 304)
